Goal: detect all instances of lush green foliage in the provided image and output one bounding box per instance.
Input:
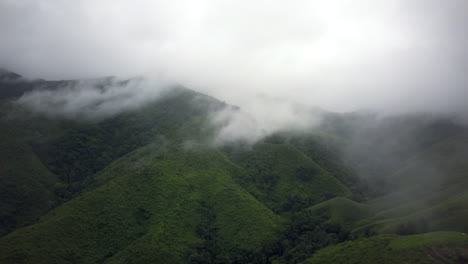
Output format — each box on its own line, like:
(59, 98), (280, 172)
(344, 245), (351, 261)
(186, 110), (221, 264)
(0, 101), (60, 236)
(32, 88), (224, 185)
(0, 87), (223, 235)
(301, 232), (468, 264)
(0, 144), (281, 264)
(0, 134), (57, 236)
(1, 73), (468, 263)
(305, 197), (370, 228)
(225, 143), (351, 213)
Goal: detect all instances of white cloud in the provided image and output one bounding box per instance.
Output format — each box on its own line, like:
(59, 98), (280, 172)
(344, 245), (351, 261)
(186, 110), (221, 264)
(1, 0), (468, 114)
(16, 77), (172, 119)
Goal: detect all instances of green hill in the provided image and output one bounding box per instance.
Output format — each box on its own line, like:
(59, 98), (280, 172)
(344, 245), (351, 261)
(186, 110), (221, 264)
(225, 143), (351, 213)
(390, 131), (468, 191)
(1, 72), (468, 264)
(352, 188), (468, 236)
(263, 131), (364, 196)
(0, 84), (224, 236)
(0, 133), (58, 236)
(0, 144), (281, 264)
(305, 197), (370, 228)
(301, 231), (468, 264)
(350, 131), (468, 236)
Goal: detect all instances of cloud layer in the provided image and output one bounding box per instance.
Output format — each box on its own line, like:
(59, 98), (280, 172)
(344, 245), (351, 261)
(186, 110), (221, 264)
(1, 0), (468, 113)
(16, 77), (171, 119)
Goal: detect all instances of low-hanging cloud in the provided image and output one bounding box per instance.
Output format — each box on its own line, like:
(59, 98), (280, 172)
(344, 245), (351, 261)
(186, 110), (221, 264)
(211, 96), (322, 145)
(16, 77), (173, 120)
(3, 0), (468, 208)
(1, 0), (468, 118)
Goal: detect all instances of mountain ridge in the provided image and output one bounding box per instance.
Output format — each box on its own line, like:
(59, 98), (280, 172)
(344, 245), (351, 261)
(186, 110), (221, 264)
(0, 72), (467, 263)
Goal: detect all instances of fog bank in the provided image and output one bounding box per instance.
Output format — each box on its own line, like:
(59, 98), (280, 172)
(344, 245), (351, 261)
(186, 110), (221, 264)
(1, 0), (468, 114)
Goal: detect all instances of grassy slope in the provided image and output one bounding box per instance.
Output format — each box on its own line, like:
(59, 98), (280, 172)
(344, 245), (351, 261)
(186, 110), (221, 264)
(265, 132), (364, 196)
(255, 125), (468, 263)
(0, 143), (281, 264)
(304, 197), (370, 228)
(351, 132), (468, 236)
(0, 100), (60, 236)
(301, 231), (468, 264)
(390, 131), (468, 191)
(0, 135), (58, 237)
(0, 87), (224, 236)
(2, 75), (468, 263)
(331, 114), (465, 189)
(31, 87), (225, 185)
(352, 187), (468, 234)
(226, 143), (351, 212)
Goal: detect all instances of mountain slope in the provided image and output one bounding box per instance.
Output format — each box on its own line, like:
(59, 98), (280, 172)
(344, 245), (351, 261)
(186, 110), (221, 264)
(225, 143), (351, 212)
(0, 78), (226, 236)
(351, 131), (468, 236)
(304, 197), (370, 228)
(301, 232), (468, 264)
(2, 71), (468, 264)
(0, 144), (281, 264)
(0, 132), (58, 236)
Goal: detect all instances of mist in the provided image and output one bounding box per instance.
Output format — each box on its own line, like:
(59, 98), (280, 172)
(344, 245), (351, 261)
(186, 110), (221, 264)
(16, 77), (173, 120)
(1, 0), (468, 115)
(2, 2), (468, 246)
(211, 96), (323, 144)
(2, 0), (468, 163)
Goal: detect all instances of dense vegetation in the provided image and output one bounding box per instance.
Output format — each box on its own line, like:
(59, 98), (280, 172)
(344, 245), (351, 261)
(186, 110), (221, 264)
(0, 71), (467, 263)
(302, 232), (468, 264)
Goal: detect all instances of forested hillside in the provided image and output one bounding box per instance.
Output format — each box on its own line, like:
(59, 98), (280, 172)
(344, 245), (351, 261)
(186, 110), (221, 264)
(0, 72), (467, 263)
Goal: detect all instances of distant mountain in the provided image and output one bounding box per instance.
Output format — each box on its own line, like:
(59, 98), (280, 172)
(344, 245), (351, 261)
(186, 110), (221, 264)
(0, 69), (22, 81)
(0, 70), (34, 97)
(0, 70), (73, 98)
(0, 73), (467, 263)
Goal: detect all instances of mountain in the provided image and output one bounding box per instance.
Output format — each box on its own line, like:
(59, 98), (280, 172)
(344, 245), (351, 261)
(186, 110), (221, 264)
(0, 144), (282, 263)
(0, 71), (467, 263)
(0, 74), (227, 236)
(224, 143), (351, 212)
(0, 127), (58, 236)
(301, 232), (468, 264)
(0, 69), (22, 82)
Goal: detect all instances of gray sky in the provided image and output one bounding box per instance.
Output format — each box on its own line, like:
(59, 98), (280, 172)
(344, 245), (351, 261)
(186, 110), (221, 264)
(1, 0), (468, 113)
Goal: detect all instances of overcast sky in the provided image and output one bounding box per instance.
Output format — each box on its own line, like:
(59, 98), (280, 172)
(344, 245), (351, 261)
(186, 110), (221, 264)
(1, 0), (468, 113)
